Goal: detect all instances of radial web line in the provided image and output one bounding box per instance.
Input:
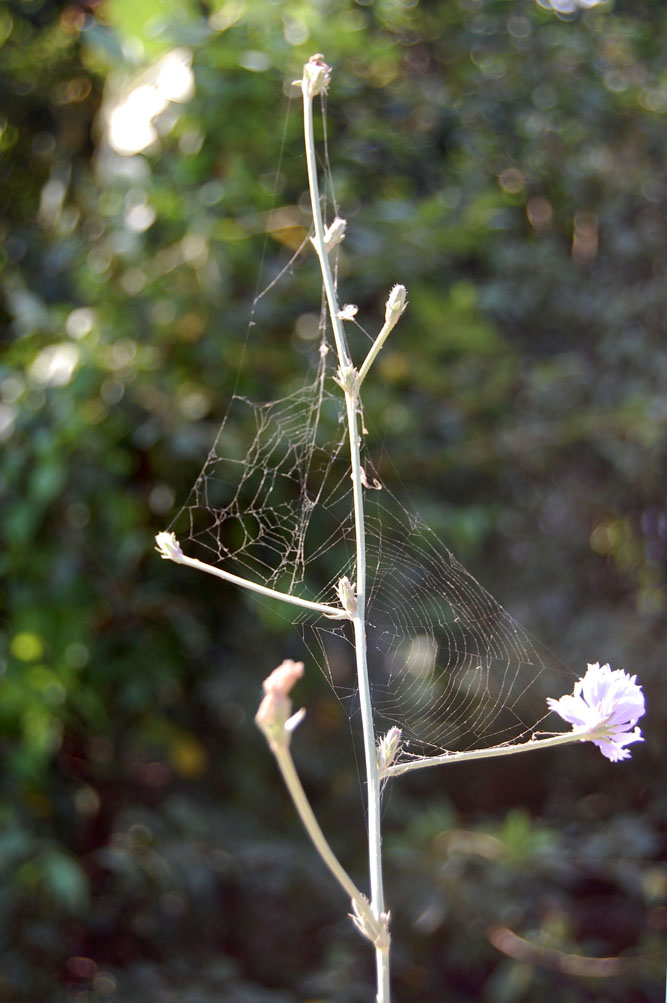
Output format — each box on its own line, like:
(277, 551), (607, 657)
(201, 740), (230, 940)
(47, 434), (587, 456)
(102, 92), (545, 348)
(169, 95), (574, 765)
(172, 311), (572, 760)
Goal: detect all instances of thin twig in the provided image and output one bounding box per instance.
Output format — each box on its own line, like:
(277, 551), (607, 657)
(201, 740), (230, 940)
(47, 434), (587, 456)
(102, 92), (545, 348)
(268, 736), (387, 949)
(156, 534), (349, 619)
(381, 731), (592, 780)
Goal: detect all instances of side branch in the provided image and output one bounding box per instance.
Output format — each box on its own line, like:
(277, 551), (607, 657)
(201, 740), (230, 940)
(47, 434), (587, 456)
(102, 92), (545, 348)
(255, 660), (389, 952)
(155, 532), (349, 620)
(381, 731), (595, 780)
(356, 284), (407, 391)
(269, 723), (388, 950)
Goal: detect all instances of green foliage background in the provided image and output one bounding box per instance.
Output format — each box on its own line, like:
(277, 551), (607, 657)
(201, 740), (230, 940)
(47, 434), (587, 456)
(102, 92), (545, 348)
(1, 0), (665, 1000)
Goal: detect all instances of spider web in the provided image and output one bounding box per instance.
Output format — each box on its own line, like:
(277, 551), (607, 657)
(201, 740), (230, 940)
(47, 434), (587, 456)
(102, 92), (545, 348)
(173, 309), (571, 760)
(170, 88), (573, 762)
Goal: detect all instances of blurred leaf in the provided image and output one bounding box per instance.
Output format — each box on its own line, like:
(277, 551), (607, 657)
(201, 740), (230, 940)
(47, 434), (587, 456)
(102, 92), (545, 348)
(39, 849), (90, 914)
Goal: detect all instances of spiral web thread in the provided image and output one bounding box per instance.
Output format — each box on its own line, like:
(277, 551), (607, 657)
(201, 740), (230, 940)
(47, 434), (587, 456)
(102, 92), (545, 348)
(176, 317), (570, 760)
(171, 84), (573, 760)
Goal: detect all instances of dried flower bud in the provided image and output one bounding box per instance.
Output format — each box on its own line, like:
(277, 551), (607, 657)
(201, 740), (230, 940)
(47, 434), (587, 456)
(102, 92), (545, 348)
(155, 531), (184, 562)
(384, 284), (407, 328)
(323, 216), (347, 251)
(336, 576), (357, 616)
(351, 897), (391, 950)
(377, 727), (402, 772)
(334, 362), (358, 394)
(302, 54), (331, 98)
(255, 660), (305, 744)
(263, 659), (305, 698)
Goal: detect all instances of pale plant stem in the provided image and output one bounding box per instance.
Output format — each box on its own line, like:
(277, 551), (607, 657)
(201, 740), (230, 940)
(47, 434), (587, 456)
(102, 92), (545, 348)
(303, 79), (390, 1002)
(302, 80), (350, 372)
(356, 317), (393, 390)
(169, 550), (348, 619)
(382, 730), (596, 780)
(268, 737), (377, 931)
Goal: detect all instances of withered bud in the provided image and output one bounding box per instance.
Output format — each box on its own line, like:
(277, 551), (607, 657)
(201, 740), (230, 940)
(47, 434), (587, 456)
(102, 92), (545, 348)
(377, 727), (402, 772)
(255, 660), (305, 743)
(384, 284), (408, 328)
(302, 54), (332, 98)
(323, 216), (347, 251)
(338, 303), (358, 321)
(336, 576), (357, 617)
(155, 531), (184, 562)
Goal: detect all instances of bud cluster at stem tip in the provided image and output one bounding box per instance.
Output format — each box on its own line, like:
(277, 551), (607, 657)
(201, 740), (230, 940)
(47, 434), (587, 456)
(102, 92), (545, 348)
(155, 531), (184, 562)
(255, 659), (306, 745)
(384, 284), (407, 329)
(377, 727), (402, 772)
(323, 216), (347, 251)
(302, 54), (331, 98)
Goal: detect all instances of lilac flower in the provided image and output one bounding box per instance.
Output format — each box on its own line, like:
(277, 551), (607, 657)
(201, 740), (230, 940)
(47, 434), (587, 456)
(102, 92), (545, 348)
(547, 662), (645, 762)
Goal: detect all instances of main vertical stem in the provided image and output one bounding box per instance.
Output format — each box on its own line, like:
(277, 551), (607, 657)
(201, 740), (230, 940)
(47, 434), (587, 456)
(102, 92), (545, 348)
(302, 64), (390, 1003)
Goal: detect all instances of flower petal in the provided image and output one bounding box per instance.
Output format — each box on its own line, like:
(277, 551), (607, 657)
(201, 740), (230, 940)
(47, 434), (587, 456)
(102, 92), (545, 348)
(547, 662), (645, 763)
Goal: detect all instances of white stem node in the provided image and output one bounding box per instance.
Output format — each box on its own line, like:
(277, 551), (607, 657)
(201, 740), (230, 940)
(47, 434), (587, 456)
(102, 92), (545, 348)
(351, 898), (391, 952)
(336, 576), (357, 617)
(334, 362), (359, 394)
(377, 727), (402, 772)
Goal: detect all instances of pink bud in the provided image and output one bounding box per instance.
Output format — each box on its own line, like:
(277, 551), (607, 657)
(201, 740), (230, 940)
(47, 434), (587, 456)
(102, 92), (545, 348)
(255, 660), (305, 739)
(262, 659), (304, 698)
